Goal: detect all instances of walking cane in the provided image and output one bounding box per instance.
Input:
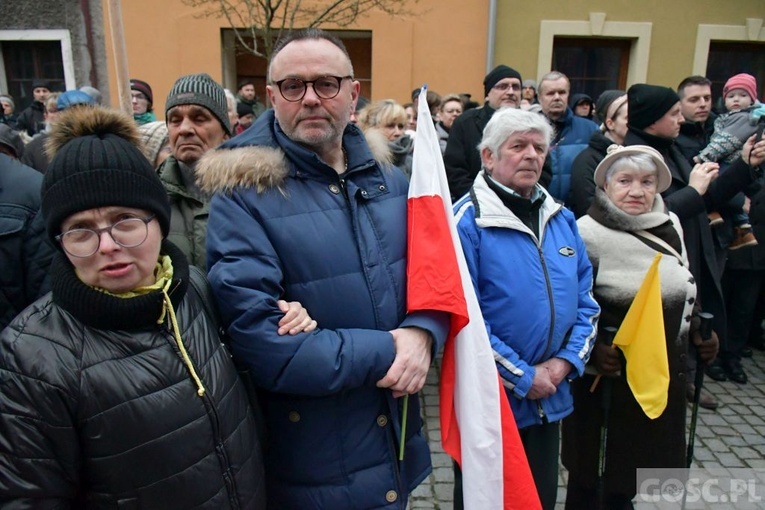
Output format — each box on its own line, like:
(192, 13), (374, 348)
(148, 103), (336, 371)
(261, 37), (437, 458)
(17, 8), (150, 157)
(687, 312), (713, 468)
(682, 312), (713, 510)
(596, 326), (618, 510)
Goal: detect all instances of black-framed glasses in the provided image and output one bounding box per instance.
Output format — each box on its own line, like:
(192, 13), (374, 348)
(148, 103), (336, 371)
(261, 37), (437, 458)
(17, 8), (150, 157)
(56, 214), (155, 258)
(274, 75), (352, 102)
(493, 82), (521, 92)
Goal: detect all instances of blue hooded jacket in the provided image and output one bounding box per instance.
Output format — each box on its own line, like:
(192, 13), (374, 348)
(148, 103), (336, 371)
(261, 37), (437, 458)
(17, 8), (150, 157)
(455, 173), (599, 428)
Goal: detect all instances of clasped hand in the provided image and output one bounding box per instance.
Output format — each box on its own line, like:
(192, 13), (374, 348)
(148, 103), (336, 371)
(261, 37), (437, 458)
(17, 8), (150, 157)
(526, 358), (573, 400)
(376, 327), (433, 398)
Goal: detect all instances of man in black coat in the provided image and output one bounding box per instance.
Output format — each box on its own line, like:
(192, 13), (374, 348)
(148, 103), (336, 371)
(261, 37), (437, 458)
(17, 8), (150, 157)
(0, 154), (55, 329)
(624, 84), (765, 407)
(444, 65), (523, 201)
(15, 80), (51, 137)
(676, 75), (715, 165)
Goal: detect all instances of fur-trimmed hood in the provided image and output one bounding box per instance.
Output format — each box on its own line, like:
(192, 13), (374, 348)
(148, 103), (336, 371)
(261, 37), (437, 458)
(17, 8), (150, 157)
(196, 109), (392, 194)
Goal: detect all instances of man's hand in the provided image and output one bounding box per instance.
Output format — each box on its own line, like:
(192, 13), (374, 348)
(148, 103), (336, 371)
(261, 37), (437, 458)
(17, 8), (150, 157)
(276, 300), (318, 335)
(688, 161), (719, 195)
(693, 329), (719, 364)
(537, 357), (573, 386)
(592, 342), (621, 375)
(376, 327), (433, 398)
(743, 135), (765, 167)
(526, 366), (557, 400)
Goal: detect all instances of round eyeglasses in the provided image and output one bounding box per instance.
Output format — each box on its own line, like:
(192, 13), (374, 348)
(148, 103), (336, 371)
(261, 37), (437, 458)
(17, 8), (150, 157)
(274, 75), (353, 102)
(56, 214), (155, 258)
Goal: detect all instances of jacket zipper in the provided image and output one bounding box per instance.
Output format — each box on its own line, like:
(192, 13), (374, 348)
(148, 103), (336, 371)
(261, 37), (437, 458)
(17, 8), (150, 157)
(536, 243), (556, 361)
(162, 322), (241, 509)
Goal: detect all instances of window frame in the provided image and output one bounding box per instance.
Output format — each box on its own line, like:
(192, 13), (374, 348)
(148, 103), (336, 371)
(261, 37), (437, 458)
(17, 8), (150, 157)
(0, 30), (75, 96)
(537, 14), (651, 85)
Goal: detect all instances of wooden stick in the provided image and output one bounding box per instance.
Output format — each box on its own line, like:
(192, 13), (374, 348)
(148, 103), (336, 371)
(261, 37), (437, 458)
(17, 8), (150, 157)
(106, 0), (132, 116)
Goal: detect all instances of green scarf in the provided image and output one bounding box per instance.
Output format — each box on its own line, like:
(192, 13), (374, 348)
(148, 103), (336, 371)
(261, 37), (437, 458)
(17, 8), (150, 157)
(134, 111), (157, 125)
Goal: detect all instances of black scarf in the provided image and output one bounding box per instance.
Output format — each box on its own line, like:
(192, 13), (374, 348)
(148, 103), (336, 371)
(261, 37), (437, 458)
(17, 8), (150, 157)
(50, 240), (190, 330)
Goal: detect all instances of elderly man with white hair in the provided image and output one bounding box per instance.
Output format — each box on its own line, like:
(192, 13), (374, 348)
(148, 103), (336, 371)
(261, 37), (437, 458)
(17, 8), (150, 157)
(454, 107), (599, 510)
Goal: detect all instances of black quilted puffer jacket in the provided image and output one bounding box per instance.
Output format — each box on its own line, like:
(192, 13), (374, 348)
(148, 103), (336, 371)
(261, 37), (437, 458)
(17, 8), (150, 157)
(0, 242), (265, 509)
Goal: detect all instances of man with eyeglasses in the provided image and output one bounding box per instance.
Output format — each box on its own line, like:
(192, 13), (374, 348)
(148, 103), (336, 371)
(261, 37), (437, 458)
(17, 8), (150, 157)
(157, 73), (231, 269)
(444, 64), (523, 201)
(200, 28), (447, 509)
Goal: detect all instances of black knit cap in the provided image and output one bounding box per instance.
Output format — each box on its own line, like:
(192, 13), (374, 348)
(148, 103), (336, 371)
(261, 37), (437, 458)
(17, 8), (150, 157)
(595, 90), (626, 125)
(41, 107), (171, 248)
(483, 65), (522, 97)
(165, 73), (231, 135)
(627, 84), (680, 130)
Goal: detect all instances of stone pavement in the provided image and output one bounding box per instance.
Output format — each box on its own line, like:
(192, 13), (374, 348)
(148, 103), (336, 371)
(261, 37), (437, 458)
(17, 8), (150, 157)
(409, 349), (765, 509)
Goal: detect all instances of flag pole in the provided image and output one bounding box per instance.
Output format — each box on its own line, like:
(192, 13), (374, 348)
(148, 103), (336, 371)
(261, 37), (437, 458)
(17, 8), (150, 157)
(105, 0), (132, 116)
(398, 395), (409, 460)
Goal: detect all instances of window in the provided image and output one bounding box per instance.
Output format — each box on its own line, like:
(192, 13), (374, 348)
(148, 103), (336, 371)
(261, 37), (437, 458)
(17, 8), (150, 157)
(552, 37), (629, 100)
(0, 29), (74, 111)
(537, 15), (651, 95)
(706, 41), (765, 103)
(3, 40), (65, 111)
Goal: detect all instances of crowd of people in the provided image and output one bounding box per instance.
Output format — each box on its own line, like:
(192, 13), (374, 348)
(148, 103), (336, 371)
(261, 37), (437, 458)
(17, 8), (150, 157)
(1, 27), (764, 509)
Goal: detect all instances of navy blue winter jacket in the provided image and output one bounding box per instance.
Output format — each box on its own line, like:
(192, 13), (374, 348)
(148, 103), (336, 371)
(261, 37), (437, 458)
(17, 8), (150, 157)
(200, 110), (447, 509)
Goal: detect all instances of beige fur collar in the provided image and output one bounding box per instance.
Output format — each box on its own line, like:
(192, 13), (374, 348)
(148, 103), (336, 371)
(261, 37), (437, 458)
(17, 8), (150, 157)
(196, 128), (393, 194)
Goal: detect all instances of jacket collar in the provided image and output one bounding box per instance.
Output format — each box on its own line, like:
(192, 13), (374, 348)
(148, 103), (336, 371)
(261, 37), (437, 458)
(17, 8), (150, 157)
(625, 127), (674, 153)
(197, 109), (392, 194)
(471, 170), (561, 232)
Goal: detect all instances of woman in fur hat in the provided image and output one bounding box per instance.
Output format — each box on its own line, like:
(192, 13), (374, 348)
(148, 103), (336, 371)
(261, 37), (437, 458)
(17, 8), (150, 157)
(0, 106), (316, 508)
(562, 145), (718, 508)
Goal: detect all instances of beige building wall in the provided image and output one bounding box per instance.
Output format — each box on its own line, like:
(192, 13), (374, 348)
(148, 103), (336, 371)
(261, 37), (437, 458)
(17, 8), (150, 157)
(103, 0), (490, 117)
(103, 1), (763, 117)
(494, 1), (765, 87)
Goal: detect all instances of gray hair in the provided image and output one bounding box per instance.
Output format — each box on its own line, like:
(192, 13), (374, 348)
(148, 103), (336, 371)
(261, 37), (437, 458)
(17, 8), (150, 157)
(0, 95), (15, 111)
(538, 71), (570, 95)
(478, 107), (553, 156)
(604, 153), (658, 183)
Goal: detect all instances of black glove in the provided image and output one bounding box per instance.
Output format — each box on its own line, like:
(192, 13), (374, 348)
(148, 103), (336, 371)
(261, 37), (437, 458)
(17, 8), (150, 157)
(593, 341), (621, 375)
(693, 329), (719, 364)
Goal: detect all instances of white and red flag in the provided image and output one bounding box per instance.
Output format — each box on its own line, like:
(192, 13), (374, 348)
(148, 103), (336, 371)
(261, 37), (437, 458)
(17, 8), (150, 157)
(406, 87), (540, 509)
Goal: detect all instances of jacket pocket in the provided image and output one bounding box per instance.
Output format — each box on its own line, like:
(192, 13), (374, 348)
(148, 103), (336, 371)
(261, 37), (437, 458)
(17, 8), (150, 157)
(0, 215), (24, 237)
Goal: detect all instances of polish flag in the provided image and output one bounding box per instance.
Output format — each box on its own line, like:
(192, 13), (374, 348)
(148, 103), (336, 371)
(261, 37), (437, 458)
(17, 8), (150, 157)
(406, 87), (540, 509)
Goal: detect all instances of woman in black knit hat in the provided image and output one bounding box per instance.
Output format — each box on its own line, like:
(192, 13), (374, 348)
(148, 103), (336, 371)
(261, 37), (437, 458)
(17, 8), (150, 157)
(569, 90), (628, 218)
(0, 106), (316, 508)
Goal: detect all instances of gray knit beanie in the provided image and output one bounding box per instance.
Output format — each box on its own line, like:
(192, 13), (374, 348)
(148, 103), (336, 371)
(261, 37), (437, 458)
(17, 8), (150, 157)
(165, 73), (231, 135)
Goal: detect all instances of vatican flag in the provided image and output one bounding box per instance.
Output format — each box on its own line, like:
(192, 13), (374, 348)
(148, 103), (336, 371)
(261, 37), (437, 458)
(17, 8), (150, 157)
(613, 252), (669, 419)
